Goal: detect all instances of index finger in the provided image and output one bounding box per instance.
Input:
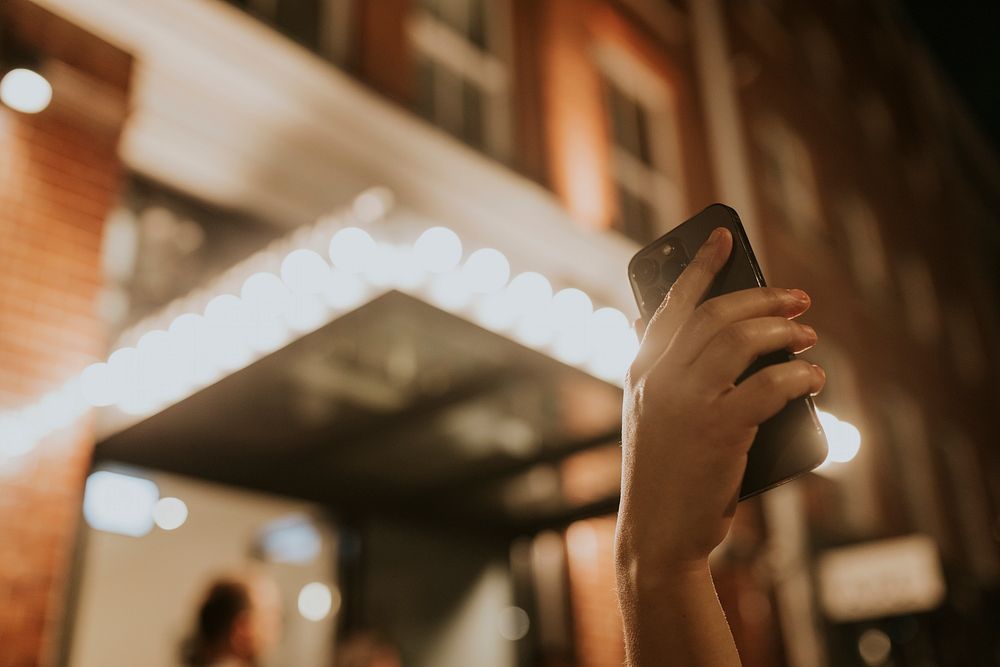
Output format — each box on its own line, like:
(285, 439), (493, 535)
(630, 227), (733, 378)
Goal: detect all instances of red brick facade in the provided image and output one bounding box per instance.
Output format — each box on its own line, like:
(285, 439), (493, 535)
(0, 5), (129, 664)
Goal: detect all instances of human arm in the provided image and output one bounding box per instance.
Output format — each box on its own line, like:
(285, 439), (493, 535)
(615, 227), (825, 666)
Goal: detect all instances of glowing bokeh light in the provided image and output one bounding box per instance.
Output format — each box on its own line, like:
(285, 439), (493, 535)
(462, 248), (510, 293)
(298, 582), (337, 621)
(152, 497), (189, 530)
(281, 249), (329, 295)
(328, 227), (376, 274)
(83, 471), (159, 537)
(0, 68), (52, 114)
(414, 226), (463, 273)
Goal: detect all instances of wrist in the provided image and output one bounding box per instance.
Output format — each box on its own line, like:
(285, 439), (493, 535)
(615, 545), (713, 600)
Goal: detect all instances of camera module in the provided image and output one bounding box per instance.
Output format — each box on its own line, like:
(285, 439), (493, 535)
(632, 257), (659, 286)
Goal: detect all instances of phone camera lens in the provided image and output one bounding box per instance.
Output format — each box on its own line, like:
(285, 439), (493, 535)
(632, 257), (659, 285)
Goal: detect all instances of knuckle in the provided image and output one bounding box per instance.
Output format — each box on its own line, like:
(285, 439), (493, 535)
(763, 287), (786, 308)
(696, 298), (724, 324)
(721, 322), (751, 348)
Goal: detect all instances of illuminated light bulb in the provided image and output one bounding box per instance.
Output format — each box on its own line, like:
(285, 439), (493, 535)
(551, 288), (593, 333)
(241, 272), (291, 319)
(329, 227), (376, 274)
(298, 582), (338, 621)
(828, 419), (861, 463)
(247, 315), (291, 352)
(552, 329), (589, 365)
(462, 248), (510, 293)
(285, 294), (328, 333)
(514, 311), (557, 347)
(106, 347), (140, 403)
(413, 227), (463, 273)
(497, 606), (530, 641)
(352, 186), (394, 223)
(506, 272), (553, 315)
(280, 249), (330, 295)
(322, 270), (366, 310)
(35, 381), (86, 429)
(428, 272), (472, 310)
(588, 344), (634, 383)
(168, 313), (217, 384)
(362, 242), (400, 287)
(586, 308), (631, 355)
(203, 295), (252, 371)
(815, 411), (862, 468)
(0, 68), (52, 114)
(393, 245), (428, 289)
(83, 470), (159, 537)
(0, 414), (35, 459)
(474, 291), (519, 330)
(81, 362), (116, 407)
(152, 497), (188, 530)
(137, 329), (181, 399)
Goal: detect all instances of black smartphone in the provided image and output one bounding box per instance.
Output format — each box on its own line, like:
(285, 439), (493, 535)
(627, 203), (827, 500)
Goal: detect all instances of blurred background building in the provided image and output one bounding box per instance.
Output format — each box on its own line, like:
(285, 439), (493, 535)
(1, 0), (998, 666)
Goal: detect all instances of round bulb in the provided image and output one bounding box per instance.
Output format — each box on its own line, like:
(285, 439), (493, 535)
(281, 249), (329, 295)
(497, 606), (530, 641)
(462, 248), (510, 293)
(0, 68), (52, 114)
(414, 227), (463, 273)
(106, 347), (140, 403)
(829, 419), (861, 463)
(352, 187), (393, 223)
(506, 272), (553, 315)
(428, 273), (472, 310)
(322, 271), (366, 309)
(152, 497), (188, 530)
(298, 582), (337, 621)
(329, 227), (376, 274)
(80, 362), (115, 407)
(551, 288), (593, 332)
(285, 294), (328, 332)
(587, 308), (631, 354)
(241, 273), (291, 318)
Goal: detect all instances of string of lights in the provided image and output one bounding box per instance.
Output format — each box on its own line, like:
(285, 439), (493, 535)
(0, 185), (859, 470)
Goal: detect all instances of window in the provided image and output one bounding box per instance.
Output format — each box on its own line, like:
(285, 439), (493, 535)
(408, 0), (513, 159)
(596, 43), (684, 244)
(755, 118), (823, 237)
(223, 0), (355, 66)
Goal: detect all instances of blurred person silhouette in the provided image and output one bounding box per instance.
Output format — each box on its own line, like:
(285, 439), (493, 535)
(335, 629), (402, 667)
(617, 227), (826, 666)
(180, 570), (283, 667)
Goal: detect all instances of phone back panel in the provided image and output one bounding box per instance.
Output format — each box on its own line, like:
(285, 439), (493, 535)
(628, 204), (828, 499)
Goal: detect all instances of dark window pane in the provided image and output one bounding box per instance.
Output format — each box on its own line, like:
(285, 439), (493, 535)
(462, 82), (485, 148)
(275, 0), (321, 49)
(416, 56), (436, 122)
(616, 186), (656, 243)
(605, 84), (632, 151)
(634, 104), (654, 166)
(467, 1), (487, 49)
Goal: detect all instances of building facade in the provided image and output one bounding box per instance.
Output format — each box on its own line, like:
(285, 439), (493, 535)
(1, 0), (998, 665)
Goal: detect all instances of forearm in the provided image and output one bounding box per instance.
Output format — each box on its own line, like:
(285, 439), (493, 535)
(617, 556), (741, 667)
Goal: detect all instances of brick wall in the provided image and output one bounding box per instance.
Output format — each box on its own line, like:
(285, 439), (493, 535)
(0, 5), (130, 665)
(564, 517), (625, 667)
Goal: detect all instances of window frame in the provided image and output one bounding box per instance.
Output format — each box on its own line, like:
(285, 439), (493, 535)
(594, 42), (685, 244)
(406, 0), (514, 160)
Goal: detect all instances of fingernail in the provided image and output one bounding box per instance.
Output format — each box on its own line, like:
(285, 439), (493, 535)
(800, 324), (817, 342)
(812, 363), (826, 380)
(788, 289), (810, 303)
(706, 227), (724, 246)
